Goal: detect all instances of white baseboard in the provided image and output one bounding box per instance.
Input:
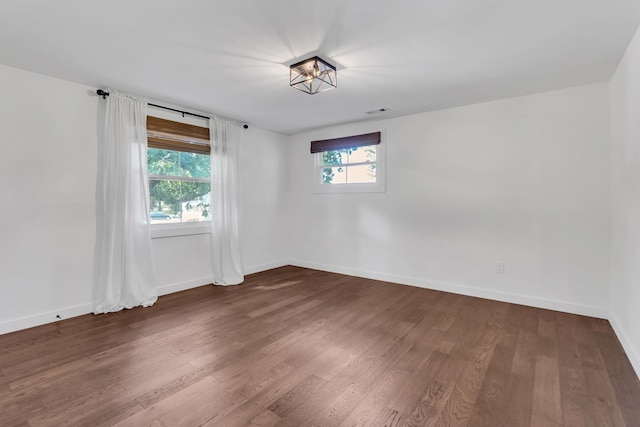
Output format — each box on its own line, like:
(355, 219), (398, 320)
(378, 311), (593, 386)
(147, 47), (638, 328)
(0, 303), (93, 336)
(244, 260), (289, 275)
(156, 261), (291, 296)
(0, 279), (210, 335)
(608, 313), (640, 379)
(289, 259), (608, 319)
(0, 261), (291, 336)
(156, 261), (290, 296)
(157, 277), (212, 296)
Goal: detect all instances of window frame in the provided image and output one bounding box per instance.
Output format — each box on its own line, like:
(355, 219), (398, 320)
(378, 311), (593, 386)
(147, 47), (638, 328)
(146, 115), (212, 238)
(311, 130), (386, 194)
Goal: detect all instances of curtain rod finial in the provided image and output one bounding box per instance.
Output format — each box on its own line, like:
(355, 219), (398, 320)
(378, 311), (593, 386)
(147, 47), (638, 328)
(96, 89), (109, 99)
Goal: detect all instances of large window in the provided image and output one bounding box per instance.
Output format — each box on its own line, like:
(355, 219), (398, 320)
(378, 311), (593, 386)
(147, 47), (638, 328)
(311, 131), (385, 193)
(147, 116), (211, 224)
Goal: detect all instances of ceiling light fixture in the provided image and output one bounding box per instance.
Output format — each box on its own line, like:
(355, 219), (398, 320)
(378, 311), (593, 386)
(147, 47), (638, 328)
(290, 56), (337, 95)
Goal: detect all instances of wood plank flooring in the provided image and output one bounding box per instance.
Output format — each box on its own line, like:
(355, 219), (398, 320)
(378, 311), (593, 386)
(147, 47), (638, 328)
(1, 266), (639, 426)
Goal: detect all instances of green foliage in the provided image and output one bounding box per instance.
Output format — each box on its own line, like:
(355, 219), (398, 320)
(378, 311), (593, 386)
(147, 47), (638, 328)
(321, 149), (350, 184)
(321, 146), (377, 183)
(363, 146), (376, 178)
(149, 180), (211, 215)
(148, 149), (211, 215)
(148, 149), (210, 178)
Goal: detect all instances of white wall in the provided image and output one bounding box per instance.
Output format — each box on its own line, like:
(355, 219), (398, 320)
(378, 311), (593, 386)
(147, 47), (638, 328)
(0, 64), (97, 332)
(610, 25), (640, 376)
(238, 126), (290, 273)
(0, 64), (289, 334)
(288, 83), (611, 317)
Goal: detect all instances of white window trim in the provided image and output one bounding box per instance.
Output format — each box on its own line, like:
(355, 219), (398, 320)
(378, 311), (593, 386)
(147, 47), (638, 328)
(150, 222), (210, 239)
(146, 111), (212, 238)
(311, 130), (386, 194)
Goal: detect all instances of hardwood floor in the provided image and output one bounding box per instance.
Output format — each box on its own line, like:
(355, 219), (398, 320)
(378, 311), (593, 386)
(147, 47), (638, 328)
(1, 266), (639, 426)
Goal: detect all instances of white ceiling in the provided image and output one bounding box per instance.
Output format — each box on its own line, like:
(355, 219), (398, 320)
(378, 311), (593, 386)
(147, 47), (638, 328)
(1, 0), (639, 134)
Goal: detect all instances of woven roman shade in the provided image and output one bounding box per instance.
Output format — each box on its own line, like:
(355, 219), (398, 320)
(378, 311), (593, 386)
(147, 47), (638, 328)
(147, 116), (210, 155)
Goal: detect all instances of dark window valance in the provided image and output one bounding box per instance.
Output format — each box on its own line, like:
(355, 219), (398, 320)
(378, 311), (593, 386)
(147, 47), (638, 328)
(310, 131), (381, 153)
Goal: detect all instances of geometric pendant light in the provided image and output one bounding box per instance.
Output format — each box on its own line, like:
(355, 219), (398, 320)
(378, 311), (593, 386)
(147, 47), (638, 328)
(290, 56), (337, 95)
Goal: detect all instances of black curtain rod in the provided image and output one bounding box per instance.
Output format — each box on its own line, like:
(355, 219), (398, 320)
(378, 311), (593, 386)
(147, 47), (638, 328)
(96, 89), (241, 125)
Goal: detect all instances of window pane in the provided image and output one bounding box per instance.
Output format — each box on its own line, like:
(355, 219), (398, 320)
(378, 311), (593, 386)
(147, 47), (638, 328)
(321, 166), (347, 184)
(347, 145), (376, 163)
(149, 179), (211, 223)
(148, 149), (179, 176)
(321, 149), (347, 165)
(179, 152), (210, 178)
(181, 181), (211, 222)
(320, 164), (377, 185)
(149, 179), (181, 222)
(346, 164), (377, 183)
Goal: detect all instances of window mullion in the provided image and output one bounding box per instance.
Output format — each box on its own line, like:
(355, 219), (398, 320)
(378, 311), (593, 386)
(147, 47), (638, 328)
(320, 160), (377, 168)
(149, 175), (210, 183)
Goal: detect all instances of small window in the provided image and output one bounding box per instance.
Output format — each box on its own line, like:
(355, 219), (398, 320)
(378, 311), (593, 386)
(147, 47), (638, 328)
(147, 116), (211, 224)
(311, 131), (385, 193)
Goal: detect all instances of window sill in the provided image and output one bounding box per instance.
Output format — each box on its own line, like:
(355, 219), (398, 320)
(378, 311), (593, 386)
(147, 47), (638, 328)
(311, 182), (386, 194)
(150, 222), (211, 239)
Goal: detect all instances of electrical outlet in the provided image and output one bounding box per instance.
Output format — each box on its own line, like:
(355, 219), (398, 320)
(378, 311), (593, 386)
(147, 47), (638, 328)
(497, 262), (505, 274)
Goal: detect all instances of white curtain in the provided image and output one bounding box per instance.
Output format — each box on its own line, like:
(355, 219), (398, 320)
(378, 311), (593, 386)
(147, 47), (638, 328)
(94, 91), (158, 313)
(209, 116), (244, 285)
